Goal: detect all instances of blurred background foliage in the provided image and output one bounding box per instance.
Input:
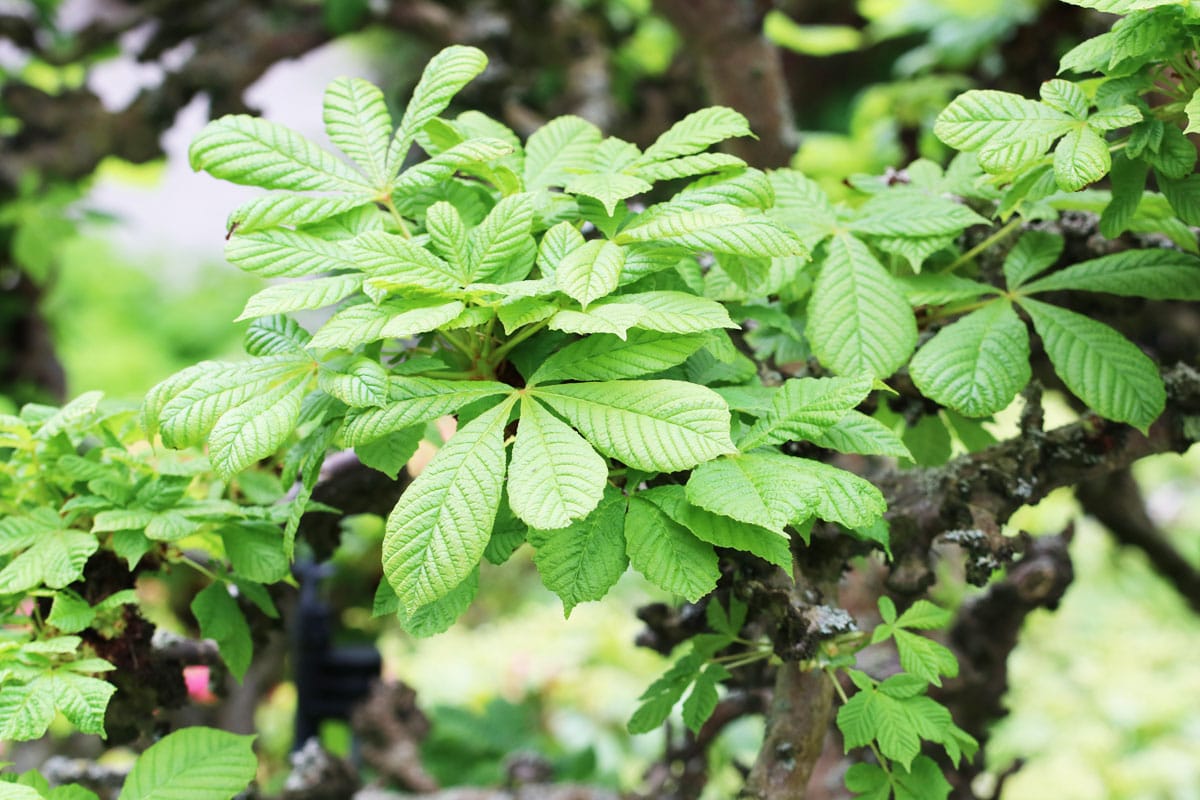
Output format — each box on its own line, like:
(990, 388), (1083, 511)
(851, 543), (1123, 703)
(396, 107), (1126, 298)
(1, 0), (1198, 797)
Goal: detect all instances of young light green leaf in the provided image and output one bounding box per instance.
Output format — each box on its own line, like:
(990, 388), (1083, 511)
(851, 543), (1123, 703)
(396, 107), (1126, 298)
(467, 193), (537, 282)
(323, 77), (393, 187)
(536, 221), (587, 278)
(934, 90), (1074, 155)
(642, 485), (791, 571)
(641, 107), (751, 162)
(352, 231), (462, 290)
(508, 396), (607, 530)
(1020, 297), (1165, 431)
(498, 297), (558, 334)
(341, 377), (513, 445)
(245, 315), (310, 357)
(625, 496), (719, 601)
(682, 663), (732, 733)
(767, 169), (837, 249)
(810, 412), (912, 459)
(598, 291), (737, 334)
(524, 116), (604, 191)
(563, 172), (651, 216)
(634, 153), (747, 182)
(738, 375), (874, 451)
(896, 274), (998, 306)
(555, 239), (625, 308)
(0, 530), (98, 594)
(1053, 124), (1110, 191)
(531, 331), (707, 384)
(781, 456), (886, 529)
(909, 300), (1031, 418)
(116, 727), (257, 800)
(616, 205), (806, 257)
(383, 396), (515, 612)
(236, 274), (361, 320)
(1020, 248), (1200, 299)
(528, 487), (629, 616)
(424, 201), (468, 272)
(207, 377), (306, 480)
(191, 584), (253, 681)
(1186, 88), (1200, 135)
(392, 138), (515, 196)
(894, 629), (959, 685)
(532, 380), (735, 472)
(226, 229), (361, 278)
(1003, 230), (1064, 289)
(1087, 104), (1142, 132)
(628, 652), (704, 734)
(807, 234), (916, 379)
(228, 193), (370, 233)
(190, 115), (370, 193)
(318, 357), (389, 408)
(848, 190), (988, 238)
(387, 45), (489, 175)
(547, 306), (644, 339)
(1039, 79), (1087, 118)
(309, 299), (465, 349)
(685, 453), (811, 533)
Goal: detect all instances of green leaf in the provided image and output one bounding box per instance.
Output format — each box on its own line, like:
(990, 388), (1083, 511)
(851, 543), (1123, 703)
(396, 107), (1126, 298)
(116, 727), (257, 800)
(1186, 88), (1200, 134)
(781, 456), (887, 529)
(625, 496), (719, 601)
(893, 755), (953, 800)
(685, 453), (811, 533)
(531, 330), (707, 384)
(245, 315), (310, 356)
(934, 90), (1074, 159)
(844, 762), (891, 800)
(1003, 230), (1063, 289)
(236, 274), (361, 321)
(628, 652), (704, 734)
(1020, 248), (1200, 299)
(598, 291), (737, 334)
(909, 300), (1031, 418)
(226, 229), (360, 278)
(893, 629), (959, 686)
(1039, 79), (1087, 118)
(1087, 104), (1142, 132)
(189, 115), (371, 192)
(1020, 297), (1165, 431)
(508, 396), (607, 530)
(616, 205), (806, 257)
(1146, 125), (1197, 179)
(393, 568), (479, 638)
(393, 139), (516, 196)
(387, 45), (489, 175)
(641, 107), (751, 162)
(356, 426), (423, 479)
(536, 221), (587, 278)
(468, 193), (537, 282)
(807, 234), (916, 379)
(222, 523), (289, 583)
(48, 592), (95, 634)
(564, 172), (651, 216)
(383, 397), (514, 612)
(51, 671), (116, 736)
(641, 485), (791, 571)
(208, 377), (306, 480)
(342, 377), (512, 445)
(191, 583), (253, 681)
(811, 412), (912, 459)
(1057, 0), (1178, 15)
(498, 297), (558, 334)
(352, 231), (462, 291)
(319, 357), (389, 408)
(848, 190), (988, 238)
(1053, 125), (1110, 191)
(0, 530), (97, 593)
(1159, 173), (1200, 227)
(524, 116), (604, 190)
(528, 487), (629, 616)
(635, 153), (746, 182)
(767, 169), (837, 249)
(682, 663), (732, 733)
(896, 600), (953, 630)
(425, 201), (468, 271)
(532, 380), (735, 472)
(556, 239), (625, 308)
(323, 77), (393, 187)
(896, 274), (998, 306)
(309, 299), (466, 349)
(547, 306), (644, 339)
(227, 193), (369, 233)
(738, 375), (874, 451)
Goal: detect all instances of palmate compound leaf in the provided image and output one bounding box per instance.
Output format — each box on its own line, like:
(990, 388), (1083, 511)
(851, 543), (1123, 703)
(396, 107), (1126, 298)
(685, 453), (812, 533)
(323, 77), (393, 188)
(807, 234), (916, 379)
(386, 45), (489, 177)
(909, 300), (1032, 418)
(0, 671), (115, 741)
(507, 396), (608, 530)
(737, 374), (874, 451)
(1020, 297), (1165, 431)
(116, 727), (257, 800)
(1003, 230), (1064, 289)
(467, 192), (537, 283)
(383, 395), (516, 613)
(1019, 248), (1200, 299)
(531, 380), (736, 473)
(341, 377), (513, 446)
(528, 486), (629, 616)
(625, 495), (720, 602)
(0, 529), (97, 594)
(189, 114), (371, 193)
(530, 330), (708, 384)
